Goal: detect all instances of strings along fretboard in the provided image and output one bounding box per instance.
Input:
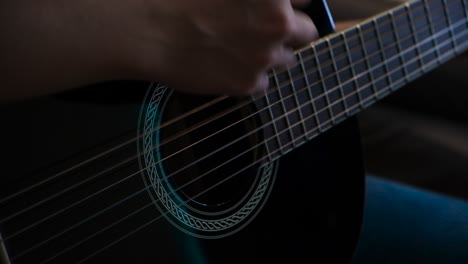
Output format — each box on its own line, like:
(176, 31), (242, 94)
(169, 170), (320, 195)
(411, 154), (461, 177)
(257, 0), (467, 160)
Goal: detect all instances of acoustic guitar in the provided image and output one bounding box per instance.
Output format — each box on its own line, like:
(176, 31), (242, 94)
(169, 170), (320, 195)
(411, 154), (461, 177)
(0, 0), (466, 263)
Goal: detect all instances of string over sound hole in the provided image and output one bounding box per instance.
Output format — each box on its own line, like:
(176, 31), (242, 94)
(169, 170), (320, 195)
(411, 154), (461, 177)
(159, 92), (264, 213)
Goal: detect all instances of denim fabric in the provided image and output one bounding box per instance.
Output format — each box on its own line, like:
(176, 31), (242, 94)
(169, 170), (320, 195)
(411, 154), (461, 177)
(350, 176), (468, 264)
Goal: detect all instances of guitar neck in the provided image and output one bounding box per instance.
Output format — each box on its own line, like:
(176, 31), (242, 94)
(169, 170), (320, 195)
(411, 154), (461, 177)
(260, 0), (467, 160)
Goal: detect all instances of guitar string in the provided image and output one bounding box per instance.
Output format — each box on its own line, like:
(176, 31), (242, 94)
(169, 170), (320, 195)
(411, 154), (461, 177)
(0, 1), (453, 226)
(4, 0), (468, 254)
(11, 22), (467, 262)
(43, 34), (468, 263)
(0, 95), (229, 204)
(2, 5), (454, 240)
(14, 23), (468, 262)
(0, 0), (440, 207)
(41, 30), (467, 264)
(0, 12), (458, 251)
(8, 18), (468, 262)
(40, 4), (466, 260)
(2, 2), (462, 239)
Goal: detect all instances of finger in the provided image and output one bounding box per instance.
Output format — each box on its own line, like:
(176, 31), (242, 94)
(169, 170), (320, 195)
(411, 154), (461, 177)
(290, 0), (311, 8)
(270, 46), (297, 68)
(286, 11), (319, 49)
(252, 47), (296, 94)
(251, 72), (270, 94)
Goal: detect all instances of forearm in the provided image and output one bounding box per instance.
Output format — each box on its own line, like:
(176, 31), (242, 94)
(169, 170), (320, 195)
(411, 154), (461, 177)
(1, 0), (319, 101)
(0, 0), (125, 101)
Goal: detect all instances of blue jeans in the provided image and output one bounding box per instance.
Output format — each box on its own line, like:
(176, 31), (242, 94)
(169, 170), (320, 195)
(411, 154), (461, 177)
(351, 176), (468, 264)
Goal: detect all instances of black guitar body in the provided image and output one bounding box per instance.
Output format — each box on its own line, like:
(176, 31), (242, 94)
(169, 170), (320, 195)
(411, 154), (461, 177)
(0, 1), (365, 263)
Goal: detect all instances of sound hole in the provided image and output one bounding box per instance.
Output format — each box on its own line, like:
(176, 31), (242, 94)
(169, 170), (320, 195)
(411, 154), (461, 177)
(159, 92), (264, 213)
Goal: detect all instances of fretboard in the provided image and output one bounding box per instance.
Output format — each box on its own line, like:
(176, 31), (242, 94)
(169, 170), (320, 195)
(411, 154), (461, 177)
(258, 0), (467, 160)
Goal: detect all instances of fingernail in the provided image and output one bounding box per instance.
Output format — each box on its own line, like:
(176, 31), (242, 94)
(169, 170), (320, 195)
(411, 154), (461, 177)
(286, 51), (297, 65)
(253, 74), (270, 93)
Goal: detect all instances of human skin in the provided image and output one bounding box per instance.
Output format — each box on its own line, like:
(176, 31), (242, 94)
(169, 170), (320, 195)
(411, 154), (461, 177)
(0, 0), (319, 101)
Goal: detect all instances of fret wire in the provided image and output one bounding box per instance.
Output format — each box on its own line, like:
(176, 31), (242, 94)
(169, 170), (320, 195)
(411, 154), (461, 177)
(323, 16), (467, 118)
(301, 16), (467, 126)
(273, 68), (296, 148)
(443, 0), (457, 55)
(337, 33), (351, 116)
(263, 82), (284, 154)
(40, 29), (464, 260)
(304, 29), (465, 141)
(416, 0), (440, 70)
(311, 44), (330, 131)
(277, 0), (459, 87)
(442, 0), (458, 54)
(342, 31), (361, 114)
(327, 37), (349, 118)
(12, 3), (466, 188)
(444, 0), (466, 54)
(316, 42), (336, 125)
(355, 25), (370, 107)
(373, 17), (393, 98)
(360, 21), (378, 100)
(308, 25), (464, 138)
(311, 39), (460, 141)
(298, 50), (321, 139)
(286, 64), (308, 144)
(324, 34), (466, 144)
(4, 12), (468, 260)
(251, 94), (274, 161)
(406, 2), (426, 78)
(287, 0), (460, 100)
(423, 0), (442, 65)
(390, 9), (411, 84)
(11, 12), (468, 234)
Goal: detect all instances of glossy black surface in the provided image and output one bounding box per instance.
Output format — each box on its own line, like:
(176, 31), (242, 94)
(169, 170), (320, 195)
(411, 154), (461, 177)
(0, 1), (365, 263)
